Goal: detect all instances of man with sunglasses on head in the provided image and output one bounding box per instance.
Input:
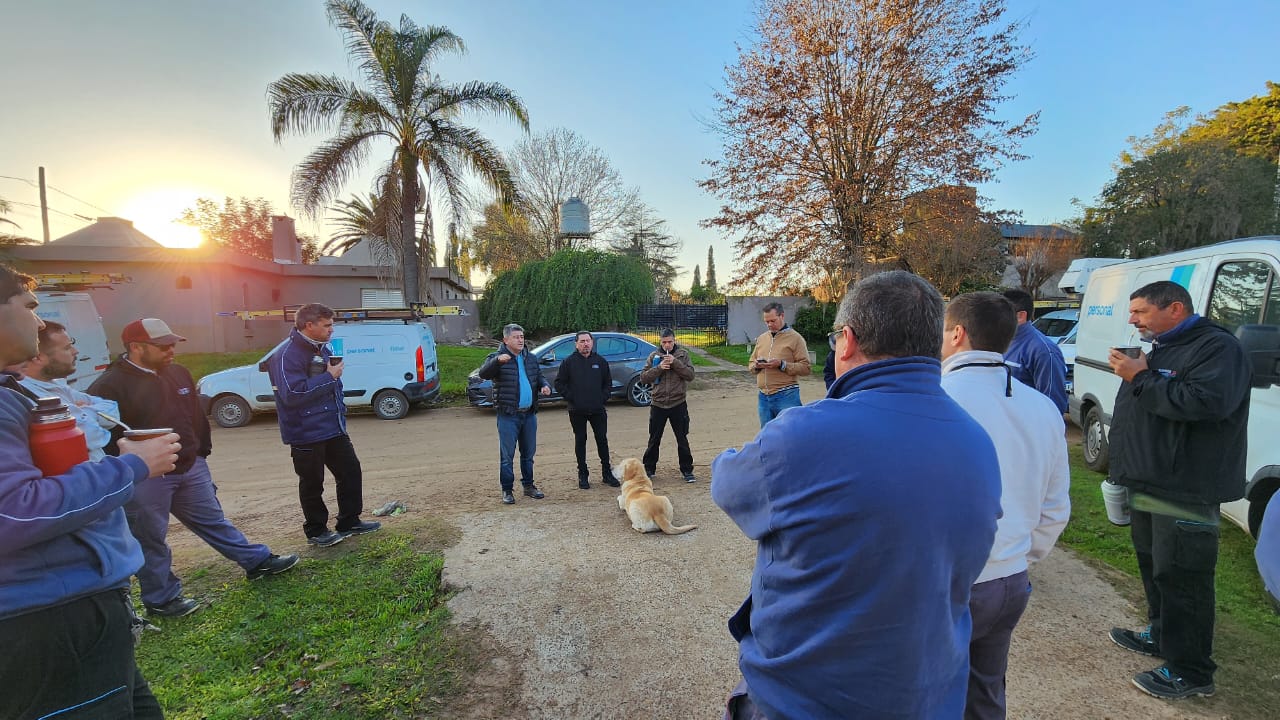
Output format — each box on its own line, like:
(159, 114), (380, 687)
(90, 318), (298, 619)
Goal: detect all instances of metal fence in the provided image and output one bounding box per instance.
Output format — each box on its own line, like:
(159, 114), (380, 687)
(634, 303), (728, 347)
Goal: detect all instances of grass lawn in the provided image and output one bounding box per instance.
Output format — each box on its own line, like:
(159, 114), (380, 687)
(136, 531), (473, 720)
(1062, 444), (1280, 714)
(178, 350), (275, 383)
(434, 344), (493, 401)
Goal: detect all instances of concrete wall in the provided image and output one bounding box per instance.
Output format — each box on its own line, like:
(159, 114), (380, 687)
(726, 296), (813, 346)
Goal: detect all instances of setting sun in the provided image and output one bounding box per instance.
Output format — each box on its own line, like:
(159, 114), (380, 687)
(118, 188), (209, 248)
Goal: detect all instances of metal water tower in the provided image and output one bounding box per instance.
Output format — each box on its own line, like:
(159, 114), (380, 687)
(559, 197), (591, 239)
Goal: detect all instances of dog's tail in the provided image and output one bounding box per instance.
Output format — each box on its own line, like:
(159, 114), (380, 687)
(655, 516), (697, 535)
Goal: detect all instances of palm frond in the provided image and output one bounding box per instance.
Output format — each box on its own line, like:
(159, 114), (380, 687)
(268, 73), (372, 139)
(291, 130), (381, 216)
(325, 0), (395, 96)
(422, 80), (529, 130)
(428, 121), (520, 207)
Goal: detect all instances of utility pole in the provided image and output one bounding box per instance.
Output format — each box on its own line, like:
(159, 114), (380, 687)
(38, 166), (50, 244)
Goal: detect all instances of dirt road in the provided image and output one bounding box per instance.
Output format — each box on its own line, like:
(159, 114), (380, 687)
(181, 372), (1235, 719)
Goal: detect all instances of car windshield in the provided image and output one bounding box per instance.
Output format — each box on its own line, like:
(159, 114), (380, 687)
(1033, 315), (1078, 338)
(259, 339), (289, 364)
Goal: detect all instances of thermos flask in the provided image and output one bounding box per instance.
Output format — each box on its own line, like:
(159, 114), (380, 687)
(29, 396), (90, 477)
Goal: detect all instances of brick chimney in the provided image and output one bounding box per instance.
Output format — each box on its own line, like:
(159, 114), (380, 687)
(271, 215), (302, 264)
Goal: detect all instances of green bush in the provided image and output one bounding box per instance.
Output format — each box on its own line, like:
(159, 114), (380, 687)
(480, 249), (654, 336)
(792, 301), (838, 342)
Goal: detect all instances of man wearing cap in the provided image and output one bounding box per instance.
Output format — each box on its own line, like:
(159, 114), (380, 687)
(90, 318), (298, 618)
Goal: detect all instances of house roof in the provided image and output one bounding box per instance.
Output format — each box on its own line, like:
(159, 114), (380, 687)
(998, 223), (1079, 241)
(50, 217), (165, 248)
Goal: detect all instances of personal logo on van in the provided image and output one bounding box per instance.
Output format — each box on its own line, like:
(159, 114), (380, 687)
(1087, 305), (1114, 316)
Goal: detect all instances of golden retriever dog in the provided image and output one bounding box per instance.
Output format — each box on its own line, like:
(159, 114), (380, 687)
(615, 458), (697, 534)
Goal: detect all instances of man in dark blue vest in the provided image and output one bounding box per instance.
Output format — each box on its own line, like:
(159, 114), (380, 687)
(478, 323), (552, 504)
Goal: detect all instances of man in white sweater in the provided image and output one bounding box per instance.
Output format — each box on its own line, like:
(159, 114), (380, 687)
(941, 292), (1071, 720)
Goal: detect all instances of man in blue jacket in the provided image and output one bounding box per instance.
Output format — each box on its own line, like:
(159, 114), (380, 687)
(0, 263), (179, 719)
(268, 303), (380, 547)
(477, 323), (552, 504)
(712, 270), (1002, 720)
(1001, 289), (1068, 413)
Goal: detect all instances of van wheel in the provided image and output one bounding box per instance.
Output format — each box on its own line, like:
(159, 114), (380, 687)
(373, 389), (410, 420)
(627, 377), (653, 407)
(1083, 406), (1110, 473)
(211, 395), (252, 428)
(1248, 484), (1277, 539)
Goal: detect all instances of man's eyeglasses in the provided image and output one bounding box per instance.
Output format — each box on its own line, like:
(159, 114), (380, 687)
(828, 326), (849, 351)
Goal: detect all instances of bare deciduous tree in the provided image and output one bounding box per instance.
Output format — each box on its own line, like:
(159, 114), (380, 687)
(701, 0), (1035, 291)
(1011, 230), (1080, 299)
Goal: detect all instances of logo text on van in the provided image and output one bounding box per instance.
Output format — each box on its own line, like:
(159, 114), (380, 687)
(1086, 305), (1114, 317)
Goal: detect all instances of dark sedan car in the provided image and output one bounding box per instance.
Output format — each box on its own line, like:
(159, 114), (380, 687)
(466, 332), (657, 408)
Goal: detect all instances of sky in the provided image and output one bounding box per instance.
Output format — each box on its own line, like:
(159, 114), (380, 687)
(1, 0), (1277, 291)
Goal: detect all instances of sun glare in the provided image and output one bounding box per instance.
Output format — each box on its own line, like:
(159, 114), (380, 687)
(118, 188), (208, 248)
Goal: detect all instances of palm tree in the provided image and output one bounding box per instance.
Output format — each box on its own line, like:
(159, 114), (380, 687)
(268, 0), (528, 302)
(326, 192), (391, 256)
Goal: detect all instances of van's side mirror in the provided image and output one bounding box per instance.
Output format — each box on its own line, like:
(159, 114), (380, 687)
(1236, 324), (1280, 388)
(258, 361), (269, 372)
(540, 354), (554, 365)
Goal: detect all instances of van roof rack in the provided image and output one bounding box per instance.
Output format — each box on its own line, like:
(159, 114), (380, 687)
(217, 305), (467, 322)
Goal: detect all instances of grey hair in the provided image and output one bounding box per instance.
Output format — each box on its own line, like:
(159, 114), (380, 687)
(835, 270), (945, 360)
(761, 301), (784, 316)
(294, 303), (334, 330)
(659, 328), (676, 339)
(502, 323), (525, 338)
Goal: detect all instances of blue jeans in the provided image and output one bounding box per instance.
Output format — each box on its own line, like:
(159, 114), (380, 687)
(497, 410), (538, 491)
(125, 457), (271, 605)
(757, 386), (801, 428)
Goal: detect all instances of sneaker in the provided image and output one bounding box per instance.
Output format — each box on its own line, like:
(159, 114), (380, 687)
(145, 596), (201, 618)
(578, 478), (591, 490)
(523, 484), (545, 499)
(307, 530), (345, 548)
(247, 553), (299, 580)
(1110, 626), (1161, 657)
(682, 472), (697, 483)
(645, 470), (656, 481)
(1132, 666), (1214, 699)
(502, 491), (516, 504)
(336, 520), (381, 537)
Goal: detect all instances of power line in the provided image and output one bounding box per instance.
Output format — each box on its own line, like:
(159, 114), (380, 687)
(7, 199), (92, 222)
(0, 174), (112, 214)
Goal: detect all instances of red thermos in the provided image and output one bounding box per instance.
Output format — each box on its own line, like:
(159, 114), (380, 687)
(29, 396), (90, 477)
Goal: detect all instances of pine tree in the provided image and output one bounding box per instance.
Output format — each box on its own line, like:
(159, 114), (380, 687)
(691, 264), (702, 293)
(706, 246), (718, 293)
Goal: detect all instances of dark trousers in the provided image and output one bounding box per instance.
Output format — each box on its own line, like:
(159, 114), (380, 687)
(1131, 506), (1220, 685)
(965, 570), (1031, 720)
(0, 589), (164, 719)
(125, 457), (270, 606)
(643, 402), (693, 474)
(723, 678), (771, 720)
(291, 434), (364, 538)
(569, 409), (611, 477)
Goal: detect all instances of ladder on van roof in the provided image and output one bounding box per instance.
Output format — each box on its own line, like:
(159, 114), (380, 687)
(33, 272), (132, 290)
(217, 304), (467, 322)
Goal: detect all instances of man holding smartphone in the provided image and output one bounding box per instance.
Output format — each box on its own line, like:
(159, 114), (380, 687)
(638, 328), (696, 482)
(748, 302), (811, 427)
(268, 303), (381, 548)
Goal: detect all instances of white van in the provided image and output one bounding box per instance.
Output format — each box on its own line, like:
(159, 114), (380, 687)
(1070, 236), (1280, 536)
(33, 291), (112, 389)
(197, 317), (441, 427)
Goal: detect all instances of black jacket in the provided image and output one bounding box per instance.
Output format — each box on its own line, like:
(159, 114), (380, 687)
(555, 351), (612, 413)
(89, 357), (212, 474)
(477, 345), (549, 414)
(1109, 317), (1251, 504)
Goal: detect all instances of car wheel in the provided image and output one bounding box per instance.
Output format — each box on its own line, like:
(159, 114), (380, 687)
(1248, 484), (1277, 539)
(626, 376), (653, 407)
(373, 389), (410, 420)
(1083, 405), (1110, 473)
(211, 395), (252, 428)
